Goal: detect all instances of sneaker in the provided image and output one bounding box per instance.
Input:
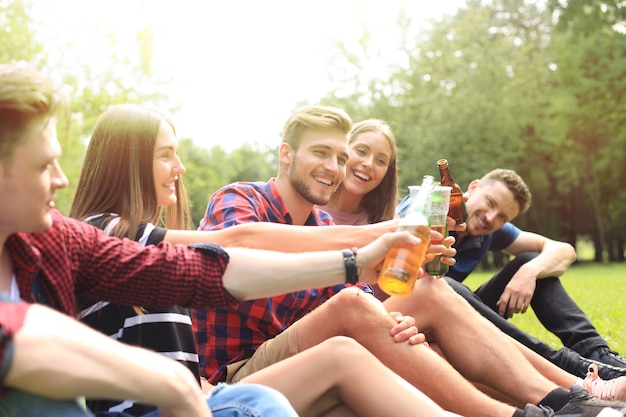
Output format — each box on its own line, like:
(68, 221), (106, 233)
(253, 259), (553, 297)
(579, 356), (626, 380)
(588, 347), (626, 369)
(584, 364), (626, 402)
(522, 403), (554, 417)
(555, 384), (626, 416)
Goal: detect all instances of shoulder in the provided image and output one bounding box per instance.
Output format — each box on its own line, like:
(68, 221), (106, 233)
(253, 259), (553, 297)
(311, 206), (335, 226)
(490, 222), (521, 250)
(216, 180), (270, 195)
(46, 210), (101, 241)
(209, 181), (272, 205)
(495, 222), (521, 239)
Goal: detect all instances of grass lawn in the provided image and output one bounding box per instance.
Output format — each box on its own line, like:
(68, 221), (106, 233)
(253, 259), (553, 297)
(462, 262), (626, 356)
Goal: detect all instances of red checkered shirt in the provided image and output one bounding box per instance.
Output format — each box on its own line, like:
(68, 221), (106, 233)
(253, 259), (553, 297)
(194, 179), (370, 382)
(6, 210), (237, 317)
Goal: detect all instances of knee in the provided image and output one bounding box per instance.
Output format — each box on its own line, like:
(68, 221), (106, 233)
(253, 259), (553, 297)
(444, 276), (473, 296)
(411, 276), (460, 307)
(512, 251), (539, 265)
(320, 287), (387, 329)
(314, 337), (376, 372)
(319, 336), (366, 358)
(326, 287), (385, 319)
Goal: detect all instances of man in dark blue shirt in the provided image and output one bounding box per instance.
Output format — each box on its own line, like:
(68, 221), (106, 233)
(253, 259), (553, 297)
(398, 168), (626, 380)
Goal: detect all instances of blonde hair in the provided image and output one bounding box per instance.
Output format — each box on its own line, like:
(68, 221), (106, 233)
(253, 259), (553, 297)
(0, 64), (67, 163)
(281, 105), (352, 151)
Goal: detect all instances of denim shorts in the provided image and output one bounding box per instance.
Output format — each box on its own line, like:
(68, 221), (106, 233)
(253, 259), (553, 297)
(0, 383), (297, 417)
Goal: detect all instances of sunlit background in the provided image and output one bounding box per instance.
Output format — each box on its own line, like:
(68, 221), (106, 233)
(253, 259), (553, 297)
(31, 0), (465, 150)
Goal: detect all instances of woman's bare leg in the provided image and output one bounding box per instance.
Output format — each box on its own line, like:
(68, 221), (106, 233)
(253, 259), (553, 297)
(241, 336), (455, 417)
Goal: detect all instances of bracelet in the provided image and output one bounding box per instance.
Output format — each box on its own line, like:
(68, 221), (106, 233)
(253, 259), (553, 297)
(342, 247), (359, 285)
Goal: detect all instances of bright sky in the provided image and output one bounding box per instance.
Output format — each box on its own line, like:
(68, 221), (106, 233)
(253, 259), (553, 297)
(35, 0), (465, 151)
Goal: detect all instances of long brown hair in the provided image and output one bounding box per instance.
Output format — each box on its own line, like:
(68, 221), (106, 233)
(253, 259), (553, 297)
(347, 119), (399, 223)
(70, 104), (192, 239)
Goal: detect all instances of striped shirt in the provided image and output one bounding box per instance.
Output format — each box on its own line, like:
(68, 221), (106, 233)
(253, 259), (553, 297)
(79, 214), (200, 416)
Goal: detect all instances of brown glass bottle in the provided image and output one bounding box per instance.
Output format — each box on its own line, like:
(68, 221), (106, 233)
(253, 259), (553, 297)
(437, 159), (468, 224)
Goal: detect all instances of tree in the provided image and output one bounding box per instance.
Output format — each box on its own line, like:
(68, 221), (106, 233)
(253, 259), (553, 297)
(547, 0), (626, 261)
(1, 0), (176, 214)
(179, 139), (277, 226)
(0, 0), (44, 65)
(325, 0), (567, 229)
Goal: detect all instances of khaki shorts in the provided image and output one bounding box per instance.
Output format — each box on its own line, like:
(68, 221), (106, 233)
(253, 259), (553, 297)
(225, 320), (300, 383)
(225, 320), (342, 417)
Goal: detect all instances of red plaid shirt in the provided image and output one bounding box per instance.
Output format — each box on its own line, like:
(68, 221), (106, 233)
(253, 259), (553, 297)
(0, 301), (30, 394)
(194, 179), (369, 382)
(6, 210), (237, 317)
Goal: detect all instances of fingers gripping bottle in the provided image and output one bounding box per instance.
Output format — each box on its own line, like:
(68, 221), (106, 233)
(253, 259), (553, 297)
(437, 159), (468, 224)
(378, 175), (434, 296)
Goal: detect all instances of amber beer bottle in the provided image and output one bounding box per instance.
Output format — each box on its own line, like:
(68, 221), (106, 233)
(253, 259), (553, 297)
(437, 159), (468, 224)
(378, 175), (434, 296)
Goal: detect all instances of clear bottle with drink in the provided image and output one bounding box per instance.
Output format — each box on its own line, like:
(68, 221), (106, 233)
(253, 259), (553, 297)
(378, 175), (435, 296)
(423, 184), (451, 277)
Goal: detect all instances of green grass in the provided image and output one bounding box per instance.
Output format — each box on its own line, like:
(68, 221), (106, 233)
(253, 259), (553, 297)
(463, 262), (626, 355)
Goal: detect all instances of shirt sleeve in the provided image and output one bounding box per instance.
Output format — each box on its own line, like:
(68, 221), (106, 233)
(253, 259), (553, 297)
(51, 213), (238, 313)
(490, 223), (521, 252)
(0, 301), (30, 392)
(396, 194), (411, 218)
(200, 184), (267, 231)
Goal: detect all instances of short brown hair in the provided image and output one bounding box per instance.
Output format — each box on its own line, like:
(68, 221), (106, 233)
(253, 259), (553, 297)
(479, 168), (532, 214)
(0, 64), (67, 162)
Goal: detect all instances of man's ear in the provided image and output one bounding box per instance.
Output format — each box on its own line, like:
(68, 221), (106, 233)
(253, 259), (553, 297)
(278, 142), (293, 166)
(466, 179), (480, 196)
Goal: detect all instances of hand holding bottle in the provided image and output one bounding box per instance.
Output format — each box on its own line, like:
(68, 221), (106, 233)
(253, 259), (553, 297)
(378, 175), (435, 296)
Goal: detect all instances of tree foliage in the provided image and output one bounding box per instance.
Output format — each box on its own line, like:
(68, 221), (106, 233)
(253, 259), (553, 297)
(179, 139), (277, 226)
(2, 0), (624, 261)
(323, 0), (625, 261)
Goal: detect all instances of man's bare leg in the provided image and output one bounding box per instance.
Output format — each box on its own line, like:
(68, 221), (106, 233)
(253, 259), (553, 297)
(514, 338), (578, 388)
(384, 277), (561, 407)
(295, 287), (517, 417)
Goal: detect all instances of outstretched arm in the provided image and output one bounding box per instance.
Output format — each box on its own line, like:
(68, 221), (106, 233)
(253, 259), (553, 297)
(504, 231), (576, 278)
(222, 229), (421, 300)
(5, 303), (211, 417)
(164, 220), (397, 251)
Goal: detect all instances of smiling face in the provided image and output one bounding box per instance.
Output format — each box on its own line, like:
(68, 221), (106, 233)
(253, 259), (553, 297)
(153, 121), (185, 208)
(342, 130), (392, 198)
(464, 179), (521, 236)
(0, 117), (68, 238)
(283, 128), (349, 206)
